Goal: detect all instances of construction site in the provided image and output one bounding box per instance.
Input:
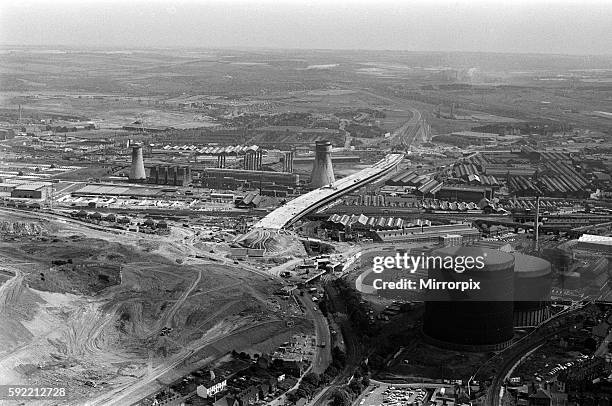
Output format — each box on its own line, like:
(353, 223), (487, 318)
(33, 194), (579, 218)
(0, 207), (309, 405)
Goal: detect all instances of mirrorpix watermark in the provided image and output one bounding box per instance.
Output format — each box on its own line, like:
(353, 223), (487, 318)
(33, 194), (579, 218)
(356, 251), (487, 293)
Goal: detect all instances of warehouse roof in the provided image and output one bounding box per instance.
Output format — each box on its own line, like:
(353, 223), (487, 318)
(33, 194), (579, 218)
(578, 234), (612, 246)
(14, 183), (50, 191)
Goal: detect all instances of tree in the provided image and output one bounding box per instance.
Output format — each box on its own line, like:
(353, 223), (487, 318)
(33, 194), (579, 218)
(331, 347), (346, 368)
(303, 372), (320, 387)
(296, 386), (312, 399)
(318, 300), (328, 316)
(285, 391), (298, 403)
(349, 379), (363, 395)
(331, 388), (351, 406)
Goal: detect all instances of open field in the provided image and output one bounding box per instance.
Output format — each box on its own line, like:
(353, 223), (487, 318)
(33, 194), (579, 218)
(3, 48), (609, 137)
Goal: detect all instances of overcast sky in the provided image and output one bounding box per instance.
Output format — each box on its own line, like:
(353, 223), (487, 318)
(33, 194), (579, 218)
(1, 0), (611, 55)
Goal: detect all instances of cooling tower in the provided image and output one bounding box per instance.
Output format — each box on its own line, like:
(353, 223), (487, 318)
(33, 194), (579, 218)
(424, 246), (515, 351)
(513, 253), (552, 327)
(129, 145), (146, 181)
(310, 140), (335, 188)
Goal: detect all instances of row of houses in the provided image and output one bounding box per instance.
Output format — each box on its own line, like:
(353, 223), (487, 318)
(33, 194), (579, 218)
(143, 340), (310, 406)
(326, 213), (410, 231)
(340, 195), (497, 212)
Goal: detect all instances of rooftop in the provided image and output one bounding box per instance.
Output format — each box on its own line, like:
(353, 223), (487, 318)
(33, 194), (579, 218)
(14, 182), (51, 191)
(578, 234), (612, 246)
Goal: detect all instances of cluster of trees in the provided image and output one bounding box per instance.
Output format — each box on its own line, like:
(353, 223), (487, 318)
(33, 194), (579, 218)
(285, 372), (325, 403)
(333, 279), (380, 338)
(286, 346), (347, 403)
(286, 347), (372, 406)
(345, 123), (385, 138)
(330, 369), (371, 406)
(336, 108), (386, 120)
(230, 349), (253, 361)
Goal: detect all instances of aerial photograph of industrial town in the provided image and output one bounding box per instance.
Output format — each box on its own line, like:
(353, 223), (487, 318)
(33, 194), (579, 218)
(0, 0), (610, 405)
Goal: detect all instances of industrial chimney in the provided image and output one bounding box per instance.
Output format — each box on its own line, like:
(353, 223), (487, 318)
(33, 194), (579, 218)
(310, 140), (335, 188)
(129, 144), (146, 181)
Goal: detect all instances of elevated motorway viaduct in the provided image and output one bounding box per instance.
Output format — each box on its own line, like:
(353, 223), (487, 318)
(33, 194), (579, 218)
(251, 153), (405, 230)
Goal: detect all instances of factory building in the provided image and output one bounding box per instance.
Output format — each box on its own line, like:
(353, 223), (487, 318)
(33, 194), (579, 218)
(200, 168), (299, 190)
(441, 234), (463, 247)
(512, 253), (552, 327)
(376, 223), (481, 244)
(148, 165), (192, 186)
(310, 140), (335, 188)
(424, 247), (515, 351)
(10, 183), (50, 200)
(0, 129), (15, 140)
(435, 185), (495, 202)
(0, 183), (17, 193)
(577, 234), (612, 254)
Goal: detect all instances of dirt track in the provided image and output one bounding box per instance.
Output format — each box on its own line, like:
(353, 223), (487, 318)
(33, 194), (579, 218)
(0, 208), (298, 405)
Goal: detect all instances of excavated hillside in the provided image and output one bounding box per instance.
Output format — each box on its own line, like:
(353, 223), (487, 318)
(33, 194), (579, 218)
(0, 209), (293, 405)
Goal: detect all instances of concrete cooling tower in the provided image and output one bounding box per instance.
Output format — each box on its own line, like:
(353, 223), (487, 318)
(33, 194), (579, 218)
(423, 246), (515, 351)
(129, 145), (146, 181)
(513, 253), (552, 327)
(310, 140), (335, 188)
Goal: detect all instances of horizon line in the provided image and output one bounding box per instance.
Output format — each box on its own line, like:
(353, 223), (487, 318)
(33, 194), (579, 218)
(1, 43), (612, 58)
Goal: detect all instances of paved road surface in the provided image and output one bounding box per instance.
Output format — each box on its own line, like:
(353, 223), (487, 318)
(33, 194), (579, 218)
(346, 87), (423, 149)
(299, 293), (332, 374)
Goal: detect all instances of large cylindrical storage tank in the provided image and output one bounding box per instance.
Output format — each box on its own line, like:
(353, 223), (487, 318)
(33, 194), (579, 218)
(424, 246), (515, 351)
(310, 140), (335, 188)
(560, 271), (581, 291)
(513, 253), (552, 327)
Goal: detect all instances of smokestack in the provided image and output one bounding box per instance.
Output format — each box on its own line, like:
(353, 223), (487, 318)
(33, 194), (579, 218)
(129, 145), (146, 181)
(534, 196), (540, 251)
(310, 140), (335, 188)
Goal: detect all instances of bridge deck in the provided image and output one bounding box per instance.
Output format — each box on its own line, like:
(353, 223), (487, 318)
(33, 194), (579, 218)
(254, 153), (404, 229)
